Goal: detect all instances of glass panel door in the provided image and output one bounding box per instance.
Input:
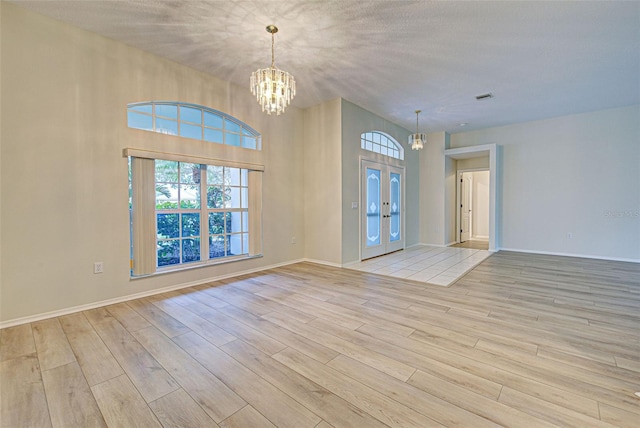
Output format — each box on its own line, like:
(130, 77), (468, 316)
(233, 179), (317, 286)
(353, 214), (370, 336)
(366, 167), (381, 248)
(361, 160), (404, 259)
(386, 166), (404, 253)
(389, 172), (401, 242)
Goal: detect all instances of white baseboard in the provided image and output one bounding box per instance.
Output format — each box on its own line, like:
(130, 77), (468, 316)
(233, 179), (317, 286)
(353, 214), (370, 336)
(471, 236), (489, 241)
(499, 247), (640, 264)
(0, 258), (306, 329)
(300, 258), (344, 268)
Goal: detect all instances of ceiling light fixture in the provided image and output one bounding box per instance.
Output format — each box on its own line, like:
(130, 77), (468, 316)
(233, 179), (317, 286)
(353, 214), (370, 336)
(409, 110), (426, 150)
(250, 25), (296, 116)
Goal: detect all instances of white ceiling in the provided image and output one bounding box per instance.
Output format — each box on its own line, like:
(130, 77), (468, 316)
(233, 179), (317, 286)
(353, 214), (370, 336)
(9, 0), (640, 133)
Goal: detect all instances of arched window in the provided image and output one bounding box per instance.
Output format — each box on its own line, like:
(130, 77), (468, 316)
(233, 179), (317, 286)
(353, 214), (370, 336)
(127, 101), (261, 150)
(361, 131), (403, 160)
(126, 102), (264, 276)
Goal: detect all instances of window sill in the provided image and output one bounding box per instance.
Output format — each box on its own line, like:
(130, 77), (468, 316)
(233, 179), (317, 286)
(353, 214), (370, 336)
(130, 254), (263, 280)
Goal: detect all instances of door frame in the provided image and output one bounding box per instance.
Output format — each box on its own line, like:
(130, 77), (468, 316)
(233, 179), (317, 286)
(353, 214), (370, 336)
(456, 168), (489, 244)
(359, 157), (406, 261)
(445, 144), (498, 252)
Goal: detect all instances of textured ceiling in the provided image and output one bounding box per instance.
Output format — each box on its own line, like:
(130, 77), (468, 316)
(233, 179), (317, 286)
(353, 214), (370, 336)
(8, 0), (640, 133)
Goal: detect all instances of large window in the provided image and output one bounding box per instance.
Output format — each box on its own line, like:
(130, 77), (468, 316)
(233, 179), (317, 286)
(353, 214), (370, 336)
(361, 131), (403, 160)
(128, 153), (262, 276)
(127, 102), (261, 150)
(126, 102), (263, 276)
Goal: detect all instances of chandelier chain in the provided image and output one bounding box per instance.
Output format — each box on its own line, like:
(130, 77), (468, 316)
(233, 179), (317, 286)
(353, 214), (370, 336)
(271, 31), (275, 68)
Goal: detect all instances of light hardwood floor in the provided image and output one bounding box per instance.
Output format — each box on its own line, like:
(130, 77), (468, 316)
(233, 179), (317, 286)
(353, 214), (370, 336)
(1, 251), (639, 427)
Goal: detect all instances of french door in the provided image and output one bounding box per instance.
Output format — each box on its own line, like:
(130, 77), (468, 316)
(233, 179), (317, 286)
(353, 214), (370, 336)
(361, 160), (404, 260)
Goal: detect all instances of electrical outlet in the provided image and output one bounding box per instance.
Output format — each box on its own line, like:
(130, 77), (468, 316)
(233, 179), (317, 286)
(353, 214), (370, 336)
(94, 262), (104, 274)
(291, 237), (296, 244)
(567, 233), (573, 239)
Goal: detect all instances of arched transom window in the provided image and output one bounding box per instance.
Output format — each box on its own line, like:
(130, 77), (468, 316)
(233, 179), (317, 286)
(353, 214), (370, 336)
(127, 101), (261, 150)
(361, 131), (403, 160)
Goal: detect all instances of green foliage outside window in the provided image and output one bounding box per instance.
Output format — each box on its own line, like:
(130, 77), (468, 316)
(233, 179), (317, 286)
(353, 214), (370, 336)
(154, 161), (240, 266)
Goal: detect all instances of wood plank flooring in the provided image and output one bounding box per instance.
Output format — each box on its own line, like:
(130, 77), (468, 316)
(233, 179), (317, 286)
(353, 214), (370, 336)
(1, 251), (639, 427)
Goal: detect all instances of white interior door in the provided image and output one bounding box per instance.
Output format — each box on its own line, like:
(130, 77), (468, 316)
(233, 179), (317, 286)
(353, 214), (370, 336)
(460, 173), (472, 242)
(361, 160), (404, 259)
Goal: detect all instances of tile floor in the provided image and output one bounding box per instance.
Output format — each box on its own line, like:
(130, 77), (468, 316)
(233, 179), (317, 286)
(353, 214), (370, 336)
(346, 244), (491, 286)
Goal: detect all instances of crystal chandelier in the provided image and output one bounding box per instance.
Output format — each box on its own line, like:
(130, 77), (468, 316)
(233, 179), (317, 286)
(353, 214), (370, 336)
(250, 25), (296, 115)
(409, 110), (426, 150)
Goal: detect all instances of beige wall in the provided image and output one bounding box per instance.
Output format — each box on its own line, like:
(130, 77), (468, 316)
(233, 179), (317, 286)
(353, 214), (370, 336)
(1, 4), (305, 323)
(457, 156), (490, 171)
(0, 2), (3, 321)
(303, 98), (343, 264)
(419, 132), (449, 245)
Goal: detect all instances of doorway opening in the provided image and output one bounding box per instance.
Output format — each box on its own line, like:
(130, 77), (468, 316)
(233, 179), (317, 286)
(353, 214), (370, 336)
(444, 143), (499, 252)
(457, 170), (490, 250)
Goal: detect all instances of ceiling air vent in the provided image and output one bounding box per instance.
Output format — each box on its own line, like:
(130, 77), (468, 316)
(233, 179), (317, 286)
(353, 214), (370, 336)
(476, 93), (493, 100)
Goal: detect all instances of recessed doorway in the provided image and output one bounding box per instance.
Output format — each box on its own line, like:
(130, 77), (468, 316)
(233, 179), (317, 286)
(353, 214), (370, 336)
(457, 170), (490, 249)
(444, 143), (499, 252)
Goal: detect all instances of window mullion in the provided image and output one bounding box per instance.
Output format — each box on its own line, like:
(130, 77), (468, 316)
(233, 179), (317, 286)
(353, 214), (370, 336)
(177, 163), (184, 264)
(200, 164), (209, 261)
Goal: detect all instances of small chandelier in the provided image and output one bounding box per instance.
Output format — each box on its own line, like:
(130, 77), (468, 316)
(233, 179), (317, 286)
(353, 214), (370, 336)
(409, 110), (426, 150)
(250, 25), (296, 115)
